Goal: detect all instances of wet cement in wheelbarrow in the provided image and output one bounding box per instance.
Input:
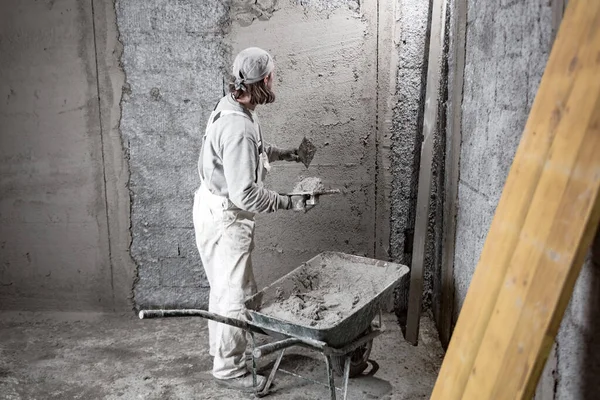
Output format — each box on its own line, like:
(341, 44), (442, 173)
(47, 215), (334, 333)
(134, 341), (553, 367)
(259, 258), (385, 329)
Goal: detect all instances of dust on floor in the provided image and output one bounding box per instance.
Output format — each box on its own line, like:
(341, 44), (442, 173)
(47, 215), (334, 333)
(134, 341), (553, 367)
(0, 312), (443, 400)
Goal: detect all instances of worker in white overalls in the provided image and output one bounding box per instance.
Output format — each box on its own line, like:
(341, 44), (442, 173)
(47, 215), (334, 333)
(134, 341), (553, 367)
(193, 47), (312, 392)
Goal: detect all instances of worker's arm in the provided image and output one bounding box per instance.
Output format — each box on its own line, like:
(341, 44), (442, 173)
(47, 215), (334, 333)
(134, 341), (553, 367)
(222, 133), (291, 213)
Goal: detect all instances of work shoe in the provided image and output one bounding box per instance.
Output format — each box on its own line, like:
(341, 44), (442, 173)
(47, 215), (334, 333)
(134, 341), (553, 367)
(215, 372), (267, 393)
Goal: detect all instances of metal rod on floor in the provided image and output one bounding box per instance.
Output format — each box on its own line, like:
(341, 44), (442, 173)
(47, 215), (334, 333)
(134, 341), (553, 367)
(259, 349), (286, 396)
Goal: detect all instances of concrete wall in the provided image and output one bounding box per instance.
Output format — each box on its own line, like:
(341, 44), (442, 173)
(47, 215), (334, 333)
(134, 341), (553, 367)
(117, 0), (380, 310)
(0, 0), (406, 314)
(389, 0), (432, 324)
(0, 0), (132, 311)
(116, 0), (230, 309)
(556, 231), (600, 399)
(450, 0), (600, 398)
(452, 0), (553, 316)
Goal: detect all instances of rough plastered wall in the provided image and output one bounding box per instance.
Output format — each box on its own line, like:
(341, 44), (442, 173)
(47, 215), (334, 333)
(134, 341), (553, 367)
(556, 230), (600, 399)
(116, 1), (229, 309)
(453, 0), (552, 320)
(452, 0), (600, 398)
(230, 0), (377, 289)
(0, 0), (131, 311)
(118, 0), (378, 309)
(389, 0), (432, 321)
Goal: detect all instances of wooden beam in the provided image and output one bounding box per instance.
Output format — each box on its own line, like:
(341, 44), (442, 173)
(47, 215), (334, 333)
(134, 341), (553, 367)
(439, 0), (468, 348)
(462, 68), (600, 400)
(405, 0), (448, 345)
(535, 2), (565, 397)
(431, 0), (600, 398)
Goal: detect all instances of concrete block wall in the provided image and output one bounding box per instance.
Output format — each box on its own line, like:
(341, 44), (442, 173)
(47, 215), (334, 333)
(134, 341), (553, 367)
(117, 0), (380, 310)
(116, 0), (232, 309)
(0, 0), (399, 313)
(453, 0), (553, 316)
(450, 0), (600, 398)
(390, 0), (432, 323)
(0, 0), (132, 311)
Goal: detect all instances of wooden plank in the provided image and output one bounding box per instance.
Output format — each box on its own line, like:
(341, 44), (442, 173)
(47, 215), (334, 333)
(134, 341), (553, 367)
(462, 62), (600, 398)
(430, 0), (599, 397)
(405, 0), (448, 345)
(535, 2), (565, 396)
(439, 0), (468, 348)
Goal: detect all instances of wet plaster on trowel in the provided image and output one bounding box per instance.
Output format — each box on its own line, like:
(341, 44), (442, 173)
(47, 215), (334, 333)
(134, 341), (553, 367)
(292, 177), (325, 193)
(229, 0), (378, 290)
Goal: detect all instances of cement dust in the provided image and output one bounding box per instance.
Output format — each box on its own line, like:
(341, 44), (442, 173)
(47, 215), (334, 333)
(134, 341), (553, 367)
(259, 256), (384, 329)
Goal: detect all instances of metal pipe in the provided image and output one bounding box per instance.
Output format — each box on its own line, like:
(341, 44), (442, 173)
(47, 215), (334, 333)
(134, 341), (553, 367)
(325, 355), (337, 400)
(252, 338), (302, 359)
(138, 309), (267, 334)
(258, 349), (286, 396)
(342, 355), (352, 400)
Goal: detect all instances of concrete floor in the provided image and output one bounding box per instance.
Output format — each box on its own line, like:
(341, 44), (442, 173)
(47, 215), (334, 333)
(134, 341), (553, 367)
(0, 312), (443, 400)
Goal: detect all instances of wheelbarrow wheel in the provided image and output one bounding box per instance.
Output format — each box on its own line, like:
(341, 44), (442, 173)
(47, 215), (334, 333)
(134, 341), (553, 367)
(331, 331), (373, 378)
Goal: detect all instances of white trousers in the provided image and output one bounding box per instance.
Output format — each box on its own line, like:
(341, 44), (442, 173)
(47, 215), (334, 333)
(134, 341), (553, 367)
(193, 184), (257, 379)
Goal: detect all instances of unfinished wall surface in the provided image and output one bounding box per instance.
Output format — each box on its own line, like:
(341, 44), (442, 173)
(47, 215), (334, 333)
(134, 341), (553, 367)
(451, 0), (600, 398)
(230, 0), (378, 288)
(117, 0), (230, 309)
(0, 0), (131, 311)
(389, 0), (432, 322)
(556, 231), (600, 399)
(389, 0), (431, 268)
(118, 0), (380, 309)
(452, 0), (552, 317)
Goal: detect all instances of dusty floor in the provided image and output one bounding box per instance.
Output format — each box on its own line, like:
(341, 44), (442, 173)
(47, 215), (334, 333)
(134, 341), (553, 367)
(0, 312), (443, 400)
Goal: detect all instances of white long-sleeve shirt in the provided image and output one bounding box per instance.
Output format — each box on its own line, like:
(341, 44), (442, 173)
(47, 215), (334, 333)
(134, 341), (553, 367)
(198, 95), (291, 213)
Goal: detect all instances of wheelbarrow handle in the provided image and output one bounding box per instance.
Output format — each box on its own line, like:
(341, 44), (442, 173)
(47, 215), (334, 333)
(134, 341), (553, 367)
(139, 309), (254, 331)
(253, 338), (302, 359)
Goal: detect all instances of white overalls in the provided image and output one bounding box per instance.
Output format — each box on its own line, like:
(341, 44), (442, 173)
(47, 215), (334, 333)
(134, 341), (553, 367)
(193, 108), (270, 379)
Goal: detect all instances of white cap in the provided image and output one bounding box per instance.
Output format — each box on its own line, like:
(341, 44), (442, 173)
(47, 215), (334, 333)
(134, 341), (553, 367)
(232, 47), (275, 91)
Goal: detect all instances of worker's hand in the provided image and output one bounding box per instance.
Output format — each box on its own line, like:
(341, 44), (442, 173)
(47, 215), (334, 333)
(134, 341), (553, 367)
(279, 148), (301, 162)
(289, 195), (314, 212)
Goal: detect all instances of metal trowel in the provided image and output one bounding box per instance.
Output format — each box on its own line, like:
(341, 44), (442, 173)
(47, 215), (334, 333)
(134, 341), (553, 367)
(298, 137), (317, 169)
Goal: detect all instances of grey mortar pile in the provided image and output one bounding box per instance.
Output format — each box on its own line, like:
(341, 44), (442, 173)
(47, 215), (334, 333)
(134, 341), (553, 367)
(259, 258), (383, 329)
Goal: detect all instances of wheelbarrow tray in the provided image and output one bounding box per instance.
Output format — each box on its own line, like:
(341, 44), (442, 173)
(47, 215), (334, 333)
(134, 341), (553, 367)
(245, 252), (408, 348)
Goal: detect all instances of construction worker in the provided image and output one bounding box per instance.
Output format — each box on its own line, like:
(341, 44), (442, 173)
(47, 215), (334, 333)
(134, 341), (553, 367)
(192, 47), (311, 392)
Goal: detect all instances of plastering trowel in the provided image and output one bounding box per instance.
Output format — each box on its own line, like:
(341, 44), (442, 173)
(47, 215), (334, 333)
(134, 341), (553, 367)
(297, 137), (317, 169)
(282, 179), (341, 208)
(286, 188), (341, 208)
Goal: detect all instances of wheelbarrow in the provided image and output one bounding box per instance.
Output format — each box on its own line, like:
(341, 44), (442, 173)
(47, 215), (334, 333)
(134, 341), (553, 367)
(139, 252), (409, 400)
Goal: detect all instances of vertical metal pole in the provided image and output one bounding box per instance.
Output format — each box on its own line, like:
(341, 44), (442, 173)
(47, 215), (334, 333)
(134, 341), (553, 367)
(261, 349), (286, 395)
(325, 355), (337, 400)
(250, 332), (257, 389)
(342, 355), (352, 400)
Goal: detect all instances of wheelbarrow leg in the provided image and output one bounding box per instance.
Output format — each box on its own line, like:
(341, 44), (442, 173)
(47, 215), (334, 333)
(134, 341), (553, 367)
(250, 332), (258, 389)
(256, 349), (286, 397)
(342, 355), (351, 400)
(325, 355), (337, 400)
